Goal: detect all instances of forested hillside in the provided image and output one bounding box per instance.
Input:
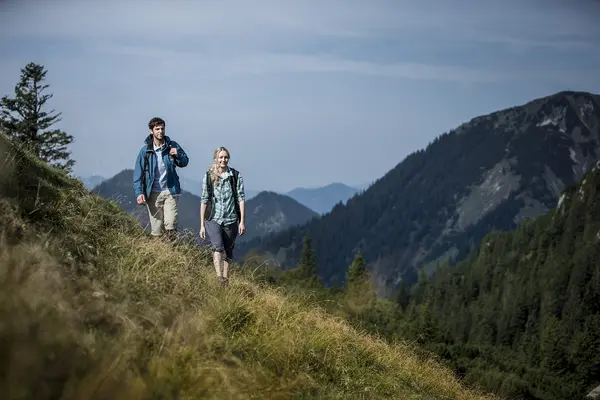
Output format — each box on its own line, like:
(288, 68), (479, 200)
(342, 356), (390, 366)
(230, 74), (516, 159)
(399, 161), (600, 399)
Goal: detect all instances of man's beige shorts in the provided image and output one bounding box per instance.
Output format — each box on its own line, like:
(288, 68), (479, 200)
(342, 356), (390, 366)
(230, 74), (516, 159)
(145, 191), (179, 235)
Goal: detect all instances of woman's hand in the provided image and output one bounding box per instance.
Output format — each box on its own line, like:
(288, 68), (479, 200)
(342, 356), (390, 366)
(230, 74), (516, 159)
(200, 225), (206, 240)
(238, 222), (246, 236)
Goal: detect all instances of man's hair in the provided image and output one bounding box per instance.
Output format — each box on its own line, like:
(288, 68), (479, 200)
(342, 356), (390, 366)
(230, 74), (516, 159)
(148, 117), (166, 130)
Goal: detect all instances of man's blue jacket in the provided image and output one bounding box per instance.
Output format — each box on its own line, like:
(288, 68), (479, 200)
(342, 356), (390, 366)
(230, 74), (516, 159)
(133, 135), (189, 199)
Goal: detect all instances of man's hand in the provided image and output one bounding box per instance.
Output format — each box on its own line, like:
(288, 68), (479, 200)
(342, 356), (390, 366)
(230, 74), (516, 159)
(238, 221), (246, 236)
(137, 194), (146, 205)
(200, 226), (206, 240)
(169, 147), (178, 157)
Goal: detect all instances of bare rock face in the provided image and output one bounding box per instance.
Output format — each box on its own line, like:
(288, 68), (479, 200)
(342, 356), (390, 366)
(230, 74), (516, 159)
(587, 384), (600, 399)
(413, 91), (600, 281)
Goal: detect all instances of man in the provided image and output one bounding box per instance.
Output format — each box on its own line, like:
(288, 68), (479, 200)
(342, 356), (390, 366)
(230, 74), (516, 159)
(133, 117), (189, 241)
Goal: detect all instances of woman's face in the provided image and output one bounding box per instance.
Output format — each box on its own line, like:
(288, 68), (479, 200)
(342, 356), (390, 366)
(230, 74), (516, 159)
(216, 150), (230, 169)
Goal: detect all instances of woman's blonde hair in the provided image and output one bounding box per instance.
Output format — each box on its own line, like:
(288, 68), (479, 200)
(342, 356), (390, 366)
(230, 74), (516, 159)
(209, 146), (231, 185)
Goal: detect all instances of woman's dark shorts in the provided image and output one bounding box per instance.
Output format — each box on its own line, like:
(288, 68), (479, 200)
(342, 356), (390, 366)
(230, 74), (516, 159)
(204, 220), (238, 260)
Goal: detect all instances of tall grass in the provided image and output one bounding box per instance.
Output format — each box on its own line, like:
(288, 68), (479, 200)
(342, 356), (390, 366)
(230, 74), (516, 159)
(0, 133), (499, 399)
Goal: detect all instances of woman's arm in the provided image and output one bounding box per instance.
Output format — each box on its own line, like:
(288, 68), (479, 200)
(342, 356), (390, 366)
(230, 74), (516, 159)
(238, 199), (245, 225)
(236, 172), (246, 235)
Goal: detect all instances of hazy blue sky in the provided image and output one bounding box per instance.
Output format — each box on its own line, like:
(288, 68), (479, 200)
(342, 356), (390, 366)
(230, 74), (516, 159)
(1, 0), (599, 192)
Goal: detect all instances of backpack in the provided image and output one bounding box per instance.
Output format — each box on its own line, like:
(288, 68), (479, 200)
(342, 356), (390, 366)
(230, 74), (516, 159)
(205, 168), (240, 223)
(140, 151), (152, 199)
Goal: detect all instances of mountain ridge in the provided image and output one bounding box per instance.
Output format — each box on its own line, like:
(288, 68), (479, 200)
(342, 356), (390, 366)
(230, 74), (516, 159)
(237, 90), (600, 293)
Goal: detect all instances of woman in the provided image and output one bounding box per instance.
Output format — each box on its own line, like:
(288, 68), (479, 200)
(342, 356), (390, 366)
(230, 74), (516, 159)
(200, 146), (246, 287)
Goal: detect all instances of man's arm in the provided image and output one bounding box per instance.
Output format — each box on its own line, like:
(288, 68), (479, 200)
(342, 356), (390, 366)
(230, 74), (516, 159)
(133, 149), (144, 197)
(172, 141), (189, 168)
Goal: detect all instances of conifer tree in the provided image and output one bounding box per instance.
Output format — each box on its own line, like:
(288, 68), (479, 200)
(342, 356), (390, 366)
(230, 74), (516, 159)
(395, 279), (410, 310)
(0, 62), (75, 172)
(299, 234), (318, 279)
(346, 251), (368, 285)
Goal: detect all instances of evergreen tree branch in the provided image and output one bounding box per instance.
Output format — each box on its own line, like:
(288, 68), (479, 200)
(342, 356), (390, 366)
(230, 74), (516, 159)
(0, 62), (75, 172)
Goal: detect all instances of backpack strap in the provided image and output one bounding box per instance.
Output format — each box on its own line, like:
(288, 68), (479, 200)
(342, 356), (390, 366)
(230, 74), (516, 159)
(229, 168), (241, 223)
(206, 170), (213, 198)
(205, 170), (213, 221)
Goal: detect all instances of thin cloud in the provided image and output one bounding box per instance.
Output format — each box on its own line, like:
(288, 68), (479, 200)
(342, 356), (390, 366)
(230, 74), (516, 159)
(222, 53), (510, 84)
(92, 44), (503, 83)
(0, 0), (373, 39)
(2, 0), (599, 52)
(89, 44), (596, 86)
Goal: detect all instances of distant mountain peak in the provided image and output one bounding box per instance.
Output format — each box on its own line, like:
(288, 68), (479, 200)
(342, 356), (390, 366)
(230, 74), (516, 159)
(286, 183), (361, 214)
(253, 190), (282, 198)
(242, 190), (318, 242)
(454, 90), (598, 136)
(80, 174), (106, 190)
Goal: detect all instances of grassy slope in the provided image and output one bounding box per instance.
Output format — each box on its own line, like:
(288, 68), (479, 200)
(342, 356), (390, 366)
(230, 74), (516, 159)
(0, 133), (498, 399)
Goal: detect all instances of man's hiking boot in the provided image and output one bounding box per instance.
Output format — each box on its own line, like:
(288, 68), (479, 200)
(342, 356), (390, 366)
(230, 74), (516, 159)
(164, 229), (178, 243)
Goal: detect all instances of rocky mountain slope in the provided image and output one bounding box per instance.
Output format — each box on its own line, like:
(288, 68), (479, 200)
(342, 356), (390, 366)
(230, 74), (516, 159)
(237, 91), (600, 292)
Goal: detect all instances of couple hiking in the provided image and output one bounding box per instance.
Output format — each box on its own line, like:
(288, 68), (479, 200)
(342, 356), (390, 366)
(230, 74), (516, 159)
(133, 117), (246, 287)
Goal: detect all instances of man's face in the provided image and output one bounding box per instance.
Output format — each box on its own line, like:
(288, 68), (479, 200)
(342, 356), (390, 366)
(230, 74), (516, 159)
(151, 124), (165, 141)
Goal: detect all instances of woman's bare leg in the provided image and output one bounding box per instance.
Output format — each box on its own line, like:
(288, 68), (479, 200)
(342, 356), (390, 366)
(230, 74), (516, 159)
(213, 251), (223, 277)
